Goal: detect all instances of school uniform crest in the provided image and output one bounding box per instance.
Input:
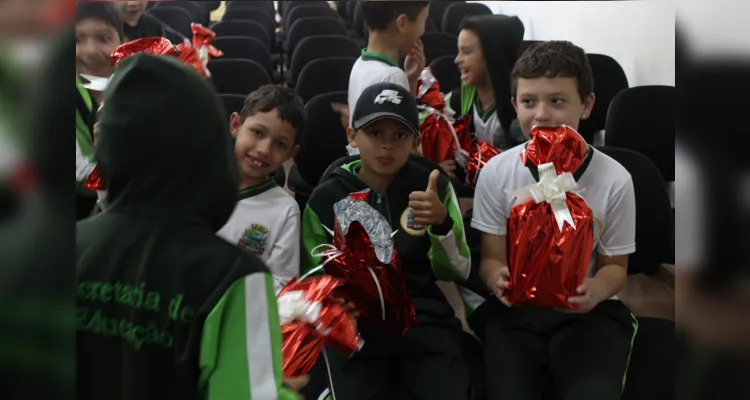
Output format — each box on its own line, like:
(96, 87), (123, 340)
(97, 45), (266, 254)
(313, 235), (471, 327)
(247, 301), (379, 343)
(400, 207), (426, 236)
(592, 216), (603, 249)
(238, 224), (269, 255)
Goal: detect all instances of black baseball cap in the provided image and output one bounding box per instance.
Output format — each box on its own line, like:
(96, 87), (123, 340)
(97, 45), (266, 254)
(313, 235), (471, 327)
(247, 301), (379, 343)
(351, 82), (420, 136)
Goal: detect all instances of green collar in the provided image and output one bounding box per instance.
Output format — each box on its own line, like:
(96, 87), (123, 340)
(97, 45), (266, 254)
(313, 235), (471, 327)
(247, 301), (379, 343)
(360, 49), (399, 68)
(237, 179), (277, 200)
(474, 95), (497, 122)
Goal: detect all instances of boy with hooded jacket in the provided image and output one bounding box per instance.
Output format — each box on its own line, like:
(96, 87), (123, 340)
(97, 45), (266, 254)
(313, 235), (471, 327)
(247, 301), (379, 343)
(447, 15), (526, 151)
(76, 54), (301, 400)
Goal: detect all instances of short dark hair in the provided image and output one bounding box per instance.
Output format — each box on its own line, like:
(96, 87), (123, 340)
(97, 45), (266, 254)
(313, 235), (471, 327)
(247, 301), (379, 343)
(76, 1), (125, 42)
(361, 1), (428, 31)
(511, 41), (594, 101)
(239, 85), (306, 144)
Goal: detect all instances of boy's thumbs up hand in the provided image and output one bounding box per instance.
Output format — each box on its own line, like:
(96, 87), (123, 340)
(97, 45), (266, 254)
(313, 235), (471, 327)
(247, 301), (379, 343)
(408, 170), (448, 226)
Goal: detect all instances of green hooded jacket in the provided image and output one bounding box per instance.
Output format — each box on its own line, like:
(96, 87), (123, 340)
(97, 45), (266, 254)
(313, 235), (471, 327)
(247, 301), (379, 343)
(76, 54), (298, 400)
(300, 158), (471, 353)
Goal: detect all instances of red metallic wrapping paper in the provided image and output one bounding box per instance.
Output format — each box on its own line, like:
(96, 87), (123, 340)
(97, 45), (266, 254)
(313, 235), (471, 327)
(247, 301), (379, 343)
(110, 24), (222, 78)
(465, 141), (501, 186)
(278, 276), (362, 378)
(86, 25), (222, 192)
(416, 69), (473, 164)
(506, 126), (594, 309)
(315, 191), (417, 336)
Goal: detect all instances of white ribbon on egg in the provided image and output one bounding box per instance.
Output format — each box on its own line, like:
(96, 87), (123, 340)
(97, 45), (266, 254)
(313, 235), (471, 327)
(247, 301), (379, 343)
(511, 162), (580, 232)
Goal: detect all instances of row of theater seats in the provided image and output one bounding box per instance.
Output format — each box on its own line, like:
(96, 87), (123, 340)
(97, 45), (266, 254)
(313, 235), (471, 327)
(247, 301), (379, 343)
(144, 2), (674, 398)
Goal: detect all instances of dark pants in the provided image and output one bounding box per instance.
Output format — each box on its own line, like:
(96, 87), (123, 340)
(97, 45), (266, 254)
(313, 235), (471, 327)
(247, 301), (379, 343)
(304, 321), (471, 400)
(470, 297), (636, 400)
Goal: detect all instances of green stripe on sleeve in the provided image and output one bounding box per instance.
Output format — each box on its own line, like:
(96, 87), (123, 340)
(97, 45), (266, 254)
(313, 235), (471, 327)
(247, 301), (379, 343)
(300, 204), (330, 276)
(427, 184), (472, 281)
(200, 273), (300, 400)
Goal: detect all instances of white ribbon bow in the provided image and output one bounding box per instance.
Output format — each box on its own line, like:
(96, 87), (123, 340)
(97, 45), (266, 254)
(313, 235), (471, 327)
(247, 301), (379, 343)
(278, 290), (324, 326)
(511, 162), (579, 232)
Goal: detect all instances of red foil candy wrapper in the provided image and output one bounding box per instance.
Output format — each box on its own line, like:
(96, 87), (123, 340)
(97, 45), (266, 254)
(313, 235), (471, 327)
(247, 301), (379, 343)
(465, 141), (501, 186)
(506, 125), (594, 309)
(278, 276), (362, 378)
(313, 190), (417, 336)
(110, 24), (222, 78)
(416, 68), (446, 110)
(84, 165), (106, 191)
(419, 108), (473, 164)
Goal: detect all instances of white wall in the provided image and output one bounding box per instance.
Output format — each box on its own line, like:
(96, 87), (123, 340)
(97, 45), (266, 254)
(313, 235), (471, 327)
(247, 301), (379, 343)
(472, 1), (675, 88)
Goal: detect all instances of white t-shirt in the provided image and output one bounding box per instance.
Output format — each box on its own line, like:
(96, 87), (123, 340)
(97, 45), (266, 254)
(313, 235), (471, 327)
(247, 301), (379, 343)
(346, 55), (410, 155)
(217, 181), (301, 294)
(471, 143), (636, 277)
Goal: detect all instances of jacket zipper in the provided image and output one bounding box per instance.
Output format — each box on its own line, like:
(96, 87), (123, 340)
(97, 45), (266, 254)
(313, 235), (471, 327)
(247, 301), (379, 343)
(374, 191), (392, 226)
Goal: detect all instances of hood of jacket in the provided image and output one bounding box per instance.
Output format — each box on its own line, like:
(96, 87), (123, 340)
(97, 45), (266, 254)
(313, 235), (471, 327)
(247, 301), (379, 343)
(96, 54), (238, 231)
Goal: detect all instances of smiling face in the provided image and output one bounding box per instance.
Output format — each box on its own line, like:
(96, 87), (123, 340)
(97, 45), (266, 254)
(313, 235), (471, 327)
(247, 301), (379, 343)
(512, 76), (595, 136)
(117, 1), (148, 26)
(230, 109), (299, 188)
(347, 118), (419, 178)
(76, 18), (121, 77)
(455, 29), (487, 88)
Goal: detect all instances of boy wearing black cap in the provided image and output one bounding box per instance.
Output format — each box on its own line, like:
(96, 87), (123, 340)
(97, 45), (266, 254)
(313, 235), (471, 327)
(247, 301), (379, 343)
(300, 82), (471, 399)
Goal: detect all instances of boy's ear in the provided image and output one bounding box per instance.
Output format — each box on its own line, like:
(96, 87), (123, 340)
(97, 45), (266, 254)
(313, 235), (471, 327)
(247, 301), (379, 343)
(511, 97), (519, 113)
(395, 14), (407, 33)
(346, 126), (358, 148)
(581, 93), (596, 120)
(412, 135), (421, 152)
(229, 112), (241, 138)
(288, 144), (300, 160)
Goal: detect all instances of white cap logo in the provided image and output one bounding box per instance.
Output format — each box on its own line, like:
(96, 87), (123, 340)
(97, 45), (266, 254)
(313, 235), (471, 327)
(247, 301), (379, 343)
(374, 89), (403, 105)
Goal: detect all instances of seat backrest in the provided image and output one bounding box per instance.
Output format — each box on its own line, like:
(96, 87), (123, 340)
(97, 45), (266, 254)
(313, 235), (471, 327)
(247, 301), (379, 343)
(578, 53), (629, 143)
(210, 20), (271, 50)
(296, 57), (358, 103)
(429, 54), (461, 94)
(226, 0), (274, 17)
(428, 1), (465, 32)
(604, 86), (675, 182)
(421, 32), (458, 65)
(353, 1), (367, 38)
(442, 3), (492, 35)
(284, 0), (330, 18)
(221, 8), (276, 44)
(146, 8), (193, 40)
(207, 59), (271, 96)
(287, 17), (348, 58)
(212, 36), (272, 74)
(155, 1), (206, 25)
(596, 147), (672, 274)
(290, 35), (360, 85)
(519, 40), (542, 57)
(294, 91), (350, 185)
(218, 93), (247, 116)
(285, 4), (339, 30)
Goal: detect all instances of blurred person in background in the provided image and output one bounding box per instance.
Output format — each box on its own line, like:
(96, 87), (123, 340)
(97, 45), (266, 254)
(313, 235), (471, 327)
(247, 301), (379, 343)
(0, 0), (75, 397)
(75, 1), (124, 219)
(116, 1), (165, 41)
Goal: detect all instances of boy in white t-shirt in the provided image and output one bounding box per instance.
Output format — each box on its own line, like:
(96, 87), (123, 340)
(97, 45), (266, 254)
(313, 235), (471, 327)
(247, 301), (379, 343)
(335, 0), (428, 155)
(217, 85), (306, 293)
(470, 41), (637, 400)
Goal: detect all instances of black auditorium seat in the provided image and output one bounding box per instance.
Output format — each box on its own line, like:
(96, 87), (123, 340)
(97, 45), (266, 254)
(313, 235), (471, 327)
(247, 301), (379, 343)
(604, 86), (675, 182)
(208, 59), (271, 96)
